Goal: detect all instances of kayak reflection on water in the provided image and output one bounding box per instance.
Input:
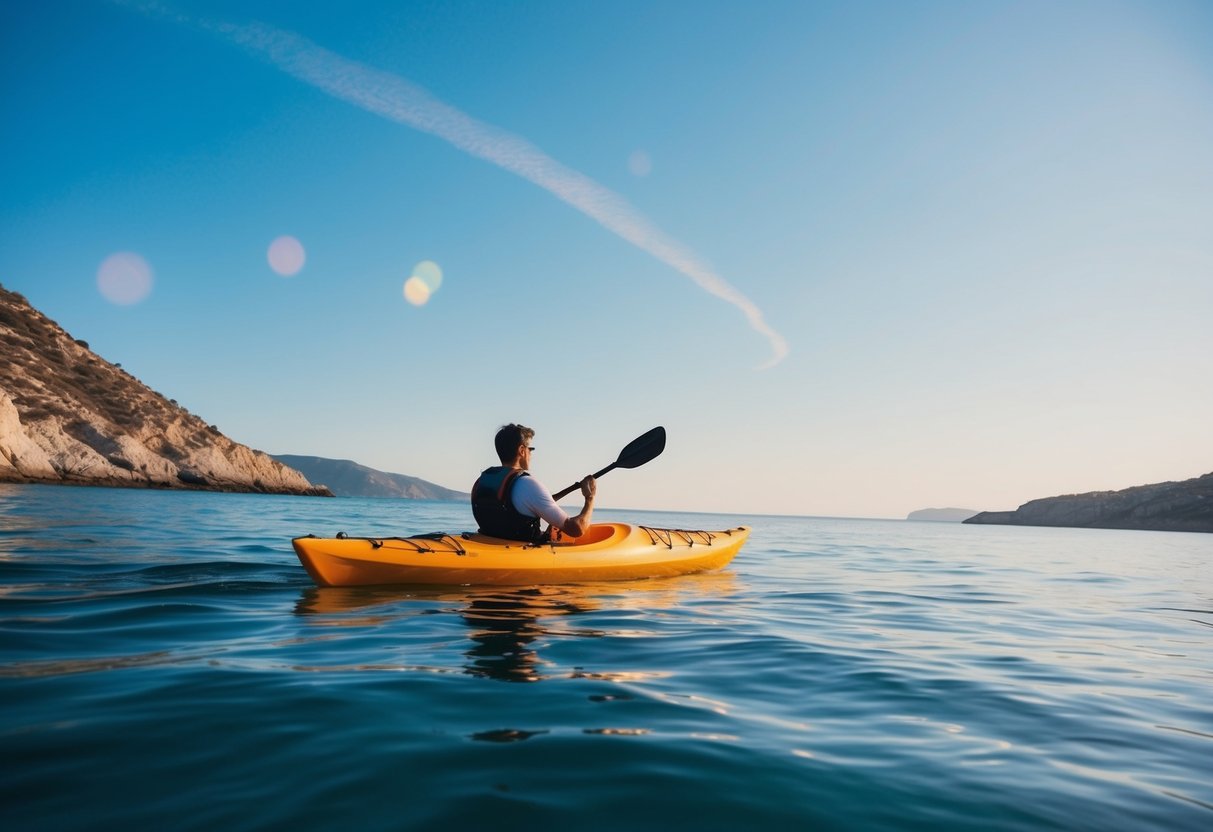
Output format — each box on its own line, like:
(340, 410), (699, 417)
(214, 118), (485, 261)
(291, 585), (602, 683)
(293, 573), (738, 682)
(461, 588), (602, 683)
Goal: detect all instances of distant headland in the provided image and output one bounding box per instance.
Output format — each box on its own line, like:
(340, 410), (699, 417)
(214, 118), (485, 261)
(271, 454), (466, 501)
(0, 285), (329, 496)
(964, 472), (1213, 534)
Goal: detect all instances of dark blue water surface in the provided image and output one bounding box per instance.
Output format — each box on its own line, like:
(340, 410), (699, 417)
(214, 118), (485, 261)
(2, 484), (1210, 830)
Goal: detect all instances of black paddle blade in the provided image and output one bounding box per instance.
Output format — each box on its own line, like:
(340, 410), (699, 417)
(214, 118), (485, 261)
(615, 426), (666, 469)
(551, 426), (667, 501)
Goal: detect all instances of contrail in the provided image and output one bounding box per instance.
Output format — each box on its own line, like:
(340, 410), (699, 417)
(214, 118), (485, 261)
(135, 5), (789, 367)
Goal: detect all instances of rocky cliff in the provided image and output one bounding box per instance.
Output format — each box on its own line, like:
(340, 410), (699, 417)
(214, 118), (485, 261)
(964, 473), (1213, 533)
(0, 285), (329, 496)
(271, 454), (467, 500)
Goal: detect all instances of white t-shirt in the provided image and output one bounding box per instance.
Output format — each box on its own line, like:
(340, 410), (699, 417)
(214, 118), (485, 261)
(510, 474), (571, 529)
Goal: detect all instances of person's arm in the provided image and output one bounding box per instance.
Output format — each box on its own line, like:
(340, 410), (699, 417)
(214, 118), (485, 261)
(514, 475), (597, 539)
(558, 476), (596, 538)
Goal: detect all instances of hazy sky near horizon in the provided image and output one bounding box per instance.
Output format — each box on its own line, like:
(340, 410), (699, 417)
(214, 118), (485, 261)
(2, 0), (1211, 518)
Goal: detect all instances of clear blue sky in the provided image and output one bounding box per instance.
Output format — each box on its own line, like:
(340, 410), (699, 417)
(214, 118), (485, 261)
(3, 0), (1211, 518)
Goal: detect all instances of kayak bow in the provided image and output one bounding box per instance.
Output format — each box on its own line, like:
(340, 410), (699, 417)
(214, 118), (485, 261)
(292, 522), (750, 587)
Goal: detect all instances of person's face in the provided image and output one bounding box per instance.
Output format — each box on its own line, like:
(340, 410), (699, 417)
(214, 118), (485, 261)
(519, 442), (534, 470)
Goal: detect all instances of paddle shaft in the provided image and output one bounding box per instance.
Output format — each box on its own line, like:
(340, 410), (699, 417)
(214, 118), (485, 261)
(550, 426), (665, 502)
(552, 463), (618, 502)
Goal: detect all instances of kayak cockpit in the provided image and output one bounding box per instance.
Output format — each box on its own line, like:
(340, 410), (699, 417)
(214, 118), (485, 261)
(462, 522), (626, 549)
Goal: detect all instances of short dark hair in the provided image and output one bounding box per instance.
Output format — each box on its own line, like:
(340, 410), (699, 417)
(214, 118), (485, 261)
(494, 423), (534, 463)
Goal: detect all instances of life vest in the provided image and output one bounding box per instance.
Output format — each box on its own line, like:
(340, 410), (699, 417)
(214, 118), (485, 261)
(471, 466), (543, 543)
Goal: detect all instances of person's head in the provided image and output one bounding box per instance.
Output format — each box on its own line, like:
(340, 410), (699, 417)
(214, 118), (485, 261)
(494, 423), (535, 467)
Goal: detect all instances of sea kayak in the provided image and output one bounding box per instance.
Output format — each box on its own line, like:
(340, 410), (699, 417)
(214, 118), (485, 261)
(292, 522), (750, 587)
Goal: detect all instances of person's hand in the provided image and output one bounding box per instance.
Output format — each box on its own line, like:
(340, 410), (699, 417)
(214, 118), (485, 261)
(580, 476), (597, 500)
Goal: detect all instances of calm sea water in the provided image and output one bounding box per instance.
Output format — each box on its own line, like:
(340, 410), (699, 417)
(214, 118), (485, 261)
(2, 484), (1210, 830)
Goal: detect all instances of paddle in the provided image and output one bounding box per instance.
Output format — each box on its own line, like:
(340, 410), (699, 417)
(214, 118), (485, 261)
(551, 426), (666, 501)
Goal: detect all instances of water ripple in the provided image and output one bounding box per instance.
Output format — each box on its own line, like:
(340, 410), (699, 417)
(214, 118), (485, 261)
(1, 487), (1211, 830)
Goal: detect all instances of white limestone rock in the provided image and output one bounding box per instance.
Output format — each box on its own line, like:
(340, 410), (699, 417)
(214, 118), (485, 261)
(0, 284), (329, 496)
(0, 389), (57, 478)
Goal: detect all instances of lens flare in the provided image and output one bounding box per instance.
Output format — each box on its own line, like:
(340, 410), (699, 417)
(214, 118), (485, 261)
(268, 235), (306, 276)
(628, 150), (652, 177)
(151, 13), (788, 367)
(403, 276), (431, 306)
(412, 260), (443, 292)
(97, 252), (153, 305)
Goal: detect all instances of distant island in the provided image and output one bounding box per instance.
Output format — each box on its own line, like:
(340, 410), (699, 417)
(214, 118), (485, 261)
(271, 454), (466, 500)
(964, 472), (1213, 534)
(0, 285), (328, 495)
(907, 508), (979, 522)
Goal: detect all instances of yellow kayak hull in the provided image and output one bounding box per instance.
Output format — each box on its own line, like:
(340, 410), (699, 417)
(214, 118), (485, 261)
(292, 522), (750, 587)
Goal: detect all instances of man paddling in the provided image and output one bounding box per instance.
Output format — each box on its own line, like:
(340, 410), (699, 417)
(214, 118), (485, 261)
(471, 424), (597, 542)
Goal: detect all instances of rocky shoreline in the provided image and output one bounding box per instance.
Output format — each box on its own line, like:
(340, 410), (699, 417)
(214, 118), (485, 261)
(0, 285), (330, 497)
(964, 472), (1213, 534)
